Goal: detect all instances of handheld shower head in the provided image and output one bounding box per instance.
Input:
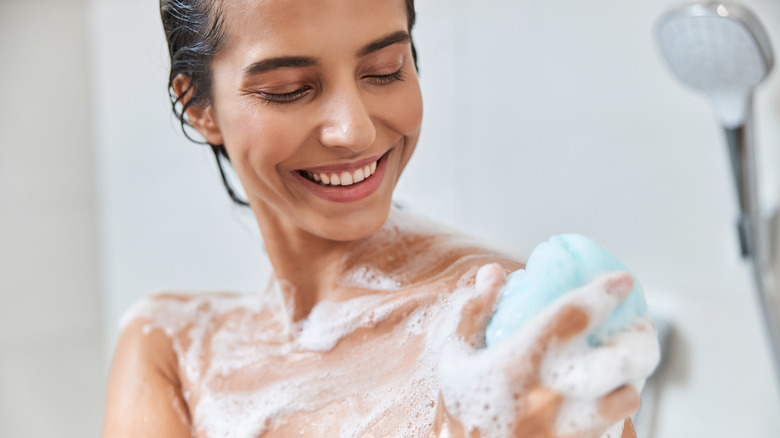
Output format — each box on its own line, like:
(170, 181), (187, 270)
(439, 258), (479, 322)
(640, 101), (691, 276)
(655, 2), (773, 128)
(655, 3), (780, 392)
(654, 2), (775, 253)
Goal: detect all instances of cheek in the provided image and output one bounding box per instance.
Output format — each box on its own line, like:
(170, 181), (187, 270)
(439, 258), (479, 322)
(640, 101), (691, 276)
(380, 78), (423, 170)
(222, 106), (308, 176)
(385, 79), (423, 136)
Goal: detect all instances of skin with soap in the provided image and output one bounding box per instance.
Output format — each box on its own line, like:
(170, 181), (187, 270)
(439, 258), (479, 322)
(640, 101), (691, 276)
(102, 0), (654, 436)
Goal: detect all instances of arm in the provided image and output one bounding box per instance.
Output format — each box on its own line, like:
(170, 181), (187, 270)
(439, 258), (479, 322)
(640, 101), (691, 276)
(621, 418), (638, 438)
(102, 318), (192, 438)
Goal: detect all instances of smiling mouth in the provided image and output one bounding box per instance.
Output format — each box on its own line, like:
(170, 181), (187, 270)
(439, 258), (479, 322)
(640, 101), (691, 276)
(297, 157), (380, 187)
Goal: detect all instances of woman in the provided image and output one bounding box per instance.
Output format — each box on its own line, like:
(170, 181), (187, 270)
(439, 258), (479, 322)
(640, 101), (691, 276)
(102, 0), (656, 436)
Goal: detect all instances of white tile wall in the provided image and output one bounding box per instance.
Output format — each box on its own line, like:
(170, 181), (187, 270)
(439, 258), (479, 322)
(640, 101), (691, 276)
(0, 1), (103, 437)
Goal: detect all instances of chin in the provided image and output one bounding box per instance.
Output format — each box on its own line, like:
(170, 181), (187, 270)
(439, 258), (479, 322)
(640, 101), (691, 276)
(316, 202), (392, 242)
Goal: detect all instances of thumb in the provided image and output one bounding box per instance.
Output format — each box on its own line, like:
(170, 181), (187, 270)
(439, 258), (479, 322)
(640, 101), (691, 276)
(456, 263), (507, 347)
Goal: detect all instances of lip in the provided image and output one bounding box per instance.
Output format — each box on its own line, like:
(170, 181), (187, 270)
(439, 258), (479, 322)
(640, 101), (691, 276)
(294, 150), (391, 203)
(296, 152), (385, 174)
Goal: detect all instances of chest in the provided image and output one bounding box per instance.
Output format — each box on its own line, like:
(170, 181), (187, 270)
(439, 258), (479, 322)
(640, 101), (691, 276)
(174, 292), (462, 438)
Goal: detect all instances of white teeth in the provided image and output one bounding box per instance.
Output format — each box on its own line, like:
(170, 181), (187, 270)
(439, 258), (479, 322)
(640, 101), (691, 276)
(308, 159), (379, 187)
(353, 168), (365, 183)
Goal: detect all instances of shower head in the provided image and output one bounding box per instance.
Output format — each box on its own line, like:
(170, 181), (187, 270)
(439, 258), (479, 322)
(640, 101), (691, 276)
(655, 2), (774, 128)
(655, 3), (780, 393)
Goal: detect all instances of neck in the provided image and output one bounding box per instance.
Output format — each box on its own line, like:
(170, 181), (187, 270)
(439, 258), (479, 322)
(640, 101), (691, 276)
(251, 203), (370, 322)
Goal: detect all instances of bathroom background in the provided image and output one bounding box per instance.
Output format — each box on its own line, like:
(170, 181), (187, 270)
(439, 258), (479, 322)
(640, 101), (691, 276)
(2, 0), (780, 436)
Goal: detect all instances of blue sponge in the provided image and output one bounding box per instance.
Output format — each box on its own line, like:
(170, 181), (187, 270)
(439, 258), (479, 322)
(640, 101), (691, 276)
(484, 234), (648, 347)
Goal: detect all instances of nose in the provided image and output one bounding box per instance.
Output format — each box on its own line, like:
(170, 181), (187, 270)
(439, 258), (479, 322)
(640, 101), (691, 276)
(318, 85), (376, 152)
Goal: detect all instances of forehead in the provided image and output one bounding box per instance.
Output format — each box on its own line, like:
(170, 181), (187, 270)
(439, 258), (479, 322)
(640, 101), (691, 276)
(218, 0), (408, 58)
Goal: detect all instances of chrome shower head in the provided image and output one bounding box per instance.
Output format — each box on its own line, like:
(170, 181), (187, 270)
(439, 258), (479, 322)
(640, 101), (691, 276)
(655, 2), (774, 128)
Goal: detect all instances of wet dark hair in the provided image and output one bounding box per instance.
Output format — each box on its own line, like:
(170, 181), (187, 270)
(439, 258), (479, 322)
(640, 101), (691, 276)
(160, 0), (418, 206)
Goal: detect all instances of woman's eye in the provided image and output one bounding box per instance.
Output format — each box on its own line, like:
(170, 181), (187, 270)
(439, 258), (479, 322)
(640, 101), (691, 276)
(366, 69), (405, 85)
(253, 70), (403, 105)
(257, 86), (312, 105)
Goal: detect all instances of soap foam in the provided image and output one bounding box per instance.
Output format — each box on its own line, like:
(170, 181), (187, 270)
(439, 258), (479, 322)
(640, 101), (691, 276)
(340, 264), (402, 290)
(294, 293), (402, 352)
(121, 227), (657, 437)
(438, 338), (517, 436)
(438, 264), (659, 438)
(123, 267), (481, 437)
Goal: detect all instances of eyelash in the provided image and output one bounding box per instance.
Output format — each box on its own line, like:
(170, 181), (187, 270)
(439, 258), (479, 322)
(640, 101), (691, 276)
(367, 69), (405, 85)
(258, 69), (405, 105)
(258, 87), (312, 105)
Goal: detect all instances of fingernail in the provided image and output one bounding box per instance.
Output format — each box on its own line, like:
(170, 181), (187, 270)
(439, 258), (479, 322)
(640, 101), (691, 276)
(606, 274), (633, 297)
(475, 263), (504, 288)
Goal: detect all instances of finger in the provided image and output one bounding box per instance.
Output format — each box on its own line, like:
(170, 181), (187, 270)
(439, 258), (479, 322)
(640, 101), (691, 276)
(598, 385), (641, 424)
(456, 263), (507, 347)
(511, 385), (563, 438)
(475, 262), (507, 296)
(498, 272), (634, 382)
(547, 385), (639, 438)
(541, 321), (660, 399)
(545, 271), (634, 343)
(600, 319), (661, 382)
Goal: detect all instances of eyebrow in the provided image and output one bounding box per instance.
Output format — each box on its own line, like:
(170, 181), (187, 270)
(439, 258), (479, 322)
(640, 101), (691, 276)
(356, 30), (411, 57)
(242, 31), (411, 78)
(243, 56), (317, 77)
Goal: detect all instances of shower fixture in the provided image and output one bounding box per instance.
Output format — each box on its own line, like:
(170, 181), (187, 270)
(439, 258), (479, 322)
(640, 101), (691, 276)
(655, 2), (779, 388)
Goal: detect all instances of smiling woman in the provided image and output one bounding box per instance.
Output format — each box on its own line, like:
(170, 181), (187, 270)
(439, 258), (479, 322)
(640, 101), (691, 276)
(101, 1), (655, 437)
(178, 0), (422, 242)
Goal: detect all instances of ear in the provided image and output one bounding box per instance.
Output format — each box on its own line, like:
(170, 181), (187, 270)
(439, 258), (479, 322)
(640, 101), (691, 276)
(172, 74), (224, 145)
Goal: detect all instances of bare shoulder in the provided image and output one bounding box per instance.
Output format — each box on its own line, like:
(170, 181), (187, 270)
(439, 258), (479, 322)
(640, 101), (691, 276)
(103, 296), (191, 437)
(348, 209), (525, 286)
(103, 291), (247, 438)
(119, 291), (246, 337)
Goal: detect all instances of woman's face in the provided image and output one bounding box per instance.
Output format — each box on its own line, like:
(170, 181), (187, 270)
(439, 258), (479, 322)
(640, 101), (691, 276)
(195, 0), (422, 242)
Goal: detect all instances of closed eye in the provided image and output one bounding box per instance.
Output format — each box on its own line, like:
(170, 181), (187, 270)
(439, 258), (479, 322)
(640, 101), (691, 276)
(365, 69), (405, 85)
(254, 69), (404, 105)
(257, 86), (313, 105)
